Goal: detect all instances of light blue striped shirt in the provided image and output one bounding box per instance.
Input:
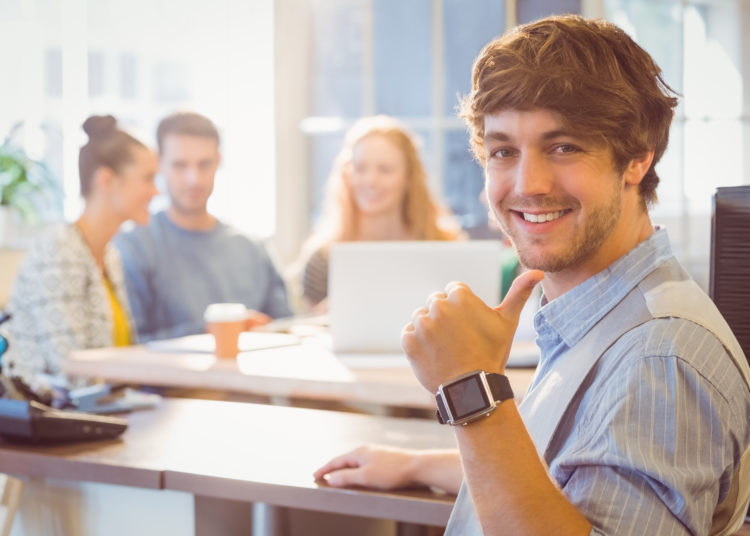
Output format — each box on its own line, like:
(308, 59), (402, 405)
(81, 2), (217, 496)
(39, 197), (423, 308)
(532, 228), (750, 535)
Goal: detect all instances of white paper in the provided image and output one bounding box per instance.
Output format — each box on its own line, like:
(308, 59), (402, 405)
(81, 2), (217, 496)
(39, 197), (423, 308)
(146, 332), (299, 354)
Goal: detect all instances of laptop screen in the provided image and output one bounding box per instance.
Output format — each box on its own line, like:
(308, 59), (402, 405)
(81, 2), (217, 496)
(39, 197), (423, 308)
(329, 240), (503, 353)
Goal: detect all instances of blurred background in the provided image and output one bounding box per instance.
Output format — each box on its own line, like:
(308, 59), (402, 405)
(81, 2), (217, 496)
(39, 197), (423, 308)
(1, 0), (748, 289)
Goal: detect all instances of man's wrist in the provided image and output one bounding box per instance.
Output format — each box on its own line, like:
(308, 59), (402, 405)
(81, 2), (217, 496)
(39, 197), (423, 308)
(403, 449), (423, 487)
(405, 449), (463, 493)
(435, 370), (514, 426)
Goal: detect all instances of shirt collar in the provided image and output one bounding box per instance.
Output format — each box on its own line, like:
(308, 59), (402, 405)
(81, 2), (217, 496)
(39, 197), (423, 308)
(534, 226), (674, 349)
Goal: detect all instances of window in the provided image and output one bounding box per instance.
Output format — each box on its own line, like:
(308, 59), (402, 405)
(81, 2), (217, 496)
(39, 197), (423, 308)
(0, 0), (276, 240)
(604, 0), (747, 286)
(294, 0), (749, 288)
(301, 0), (514, 237)
(3, 0), (748, 287)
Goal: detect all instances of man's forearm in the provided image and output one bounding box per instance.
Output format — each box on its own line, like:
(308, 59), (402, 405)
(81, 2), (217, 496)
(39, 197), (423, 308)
(455, 401), (591, 536)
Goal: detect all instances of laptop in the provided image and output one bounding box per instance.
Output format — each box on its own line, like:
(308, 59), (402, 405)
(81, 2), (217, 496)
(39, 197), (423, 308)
(329, 240), (504, 353)
(0, 399), (127, 444)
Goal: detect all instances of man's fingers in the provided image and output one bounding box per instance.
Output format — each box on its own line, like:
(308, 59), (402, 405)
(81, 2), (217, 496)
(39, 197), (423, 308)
(494, 270), (544, 319)
(427, 291), (447, 302)
(411, 306), (429, 321)
(325, 467), (367, 488)
(313, 454), (359, 480)
(444, 281), (469, 295)
(246, 311), (272, 330)
(401, 322), (418, 356)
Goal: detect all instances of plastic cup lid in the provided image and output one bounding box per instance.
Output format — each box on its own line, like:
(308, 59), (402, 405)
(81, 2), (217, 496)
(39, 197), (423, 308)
(204, 303), (247, 323)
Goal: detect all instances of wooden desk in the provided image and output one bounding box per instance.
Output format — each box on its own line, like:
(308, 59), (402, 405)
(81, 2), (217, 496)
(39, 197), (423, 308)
(63, 338), (537, 410)
(3, 398), (749, 535)
(159, 398), (455, 530)
(0, 398), (456, 535)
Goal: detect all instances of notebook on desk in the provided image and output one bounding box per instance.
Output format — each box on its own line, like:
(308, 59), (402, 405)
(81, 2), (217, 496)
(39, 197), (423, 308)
(329, 240), (504, 353)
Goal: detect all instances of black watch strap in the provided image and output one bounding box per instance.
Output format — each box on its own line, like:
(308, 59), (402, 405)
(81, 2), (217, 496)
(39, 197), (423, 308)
(436, 392), (449, 424)
(435, 372), (513, 425)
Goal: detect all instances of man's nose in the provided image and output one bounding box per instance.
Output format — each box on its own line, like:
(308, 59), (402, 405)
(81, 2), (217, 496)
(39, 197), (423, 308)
(185, 166), (200, 185)
(514, 153), (554, 197)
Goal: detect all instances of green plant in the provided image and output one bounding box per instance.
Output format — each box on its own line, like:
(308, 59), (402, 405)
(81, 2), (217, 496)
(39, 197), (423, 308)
(0, 123), (60, 223)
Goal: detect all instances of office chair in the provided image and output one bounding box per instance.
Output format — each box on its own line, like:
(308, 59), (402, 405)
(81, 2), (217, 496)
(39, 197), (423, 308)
(709, 185), (750, 364)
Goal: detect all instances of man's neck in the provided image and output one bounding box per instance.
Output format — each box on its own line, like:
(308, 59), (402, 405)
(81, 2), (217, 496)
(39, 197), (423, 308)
(166, 206), (216, 232)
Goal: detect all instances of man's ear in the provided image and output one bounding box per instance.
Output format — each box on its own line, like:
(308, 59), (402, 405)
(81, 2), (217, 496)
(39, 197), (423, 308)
(624, 151), (655, 186)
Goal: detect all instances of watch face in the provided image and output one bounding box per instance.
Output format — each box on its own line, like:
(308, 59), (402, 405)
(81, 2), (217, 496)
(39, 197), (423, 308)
(445, 374), (491, 420)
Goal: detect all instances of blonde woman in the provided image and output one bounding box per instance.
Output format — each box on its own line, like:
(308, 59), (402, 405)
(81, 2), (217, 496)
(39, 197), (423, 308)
(299, 115), (462, 310)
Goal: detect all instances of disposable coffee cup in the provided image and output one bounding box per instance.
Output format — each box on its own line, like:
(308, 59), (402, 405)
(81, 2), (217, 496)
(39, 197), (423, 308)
(204, 303), (247, 358)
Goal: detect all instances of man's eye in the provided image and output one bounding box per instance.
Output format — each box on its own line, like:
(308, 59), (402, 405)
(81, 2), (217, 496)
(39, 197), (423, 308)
(554, 144), (580, 154)
(492, 148), (516, 158)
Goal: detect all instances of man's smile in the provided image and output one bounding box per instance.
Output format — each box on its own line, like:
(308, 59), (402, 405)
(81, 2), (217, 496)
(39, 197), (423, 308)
(519, 210), (566, 223)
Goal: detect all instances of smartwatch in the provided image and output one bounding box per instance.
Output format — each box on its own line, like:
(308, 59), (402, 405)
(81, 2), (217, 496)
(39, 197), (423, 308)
(435, 370), (513, 426)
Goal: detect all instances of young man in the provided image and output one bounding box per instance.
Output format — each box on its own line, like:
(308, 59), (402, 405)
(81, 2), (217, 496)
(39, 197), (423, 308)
(315, 16), (750, 535)
(115, 112), (292, 342)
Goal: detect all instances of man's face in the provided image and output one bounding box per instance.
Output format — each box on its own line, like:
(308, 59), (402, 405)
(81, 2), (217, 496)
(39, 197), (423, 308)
(483, 108), (628, 274)
(159, 134), (220, 216)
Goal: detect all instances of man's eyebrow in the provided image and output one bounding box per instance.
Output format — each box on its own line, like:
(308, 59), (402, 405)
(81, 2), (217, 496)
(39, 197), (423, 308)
(484, 131), (511, 143)
(484, 128), (578, 144)
(540, 129), (576, 140)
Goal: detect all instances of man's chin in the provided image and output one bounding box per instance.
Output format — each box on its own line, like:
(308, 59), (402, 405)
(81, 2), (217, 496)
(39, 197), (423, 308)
(171, 202), (209, 216)
(516, 247), (574, 273)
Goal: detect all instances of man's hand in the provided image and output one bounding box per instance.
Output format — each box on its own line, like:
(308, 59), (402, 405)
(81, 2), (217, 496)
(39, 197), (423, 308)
(313, 445), (420, 490)
(314, 445), (463, 494)
(401, 270), (543, 393)
(244, 310), (272, 330)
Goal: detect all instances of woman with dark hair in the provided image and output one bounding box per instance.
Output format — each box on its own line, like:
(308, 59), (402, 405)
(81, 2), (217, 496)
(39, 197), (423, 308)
(3, 115), (157, 384)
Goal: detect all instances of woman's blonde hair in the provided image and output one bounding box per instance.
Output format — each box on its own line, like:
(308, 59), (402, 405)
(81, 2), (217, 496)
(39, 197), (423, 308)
(311, 115), (461, 245)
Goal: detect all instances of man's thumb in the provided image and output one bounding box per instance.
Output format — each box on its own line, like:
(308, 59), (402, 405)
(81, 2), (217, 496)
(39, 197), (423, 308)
(493, 270), (544, 319)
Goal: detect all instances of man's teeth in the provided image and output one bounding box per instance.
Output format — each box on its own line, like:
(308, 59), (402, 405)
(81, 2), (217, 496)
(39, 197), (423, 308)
(522, 211), (563, 223)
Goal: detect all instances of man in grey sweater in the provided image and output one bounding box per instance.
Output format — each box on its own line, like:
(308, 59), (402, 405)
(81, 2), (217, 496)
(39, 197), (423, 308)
(115, 112), (291, 343)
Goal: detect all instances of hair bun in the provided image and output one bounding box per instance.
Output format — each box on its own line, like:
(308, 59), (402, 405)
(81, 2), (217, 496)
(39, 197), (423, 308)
(82, 115), (118, 139)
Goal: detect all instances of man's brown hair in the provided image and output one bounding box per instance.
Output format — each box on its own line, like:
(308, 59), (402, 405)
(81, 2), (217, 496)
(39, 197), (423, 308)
(460, 15), (679, 207)
(156, 112), (220, 153)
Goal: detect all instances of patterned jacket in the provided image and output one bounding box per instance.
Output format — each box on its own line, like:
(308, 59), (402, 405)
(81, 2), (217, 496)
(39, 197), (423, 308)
(2, 224), (134, 384)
